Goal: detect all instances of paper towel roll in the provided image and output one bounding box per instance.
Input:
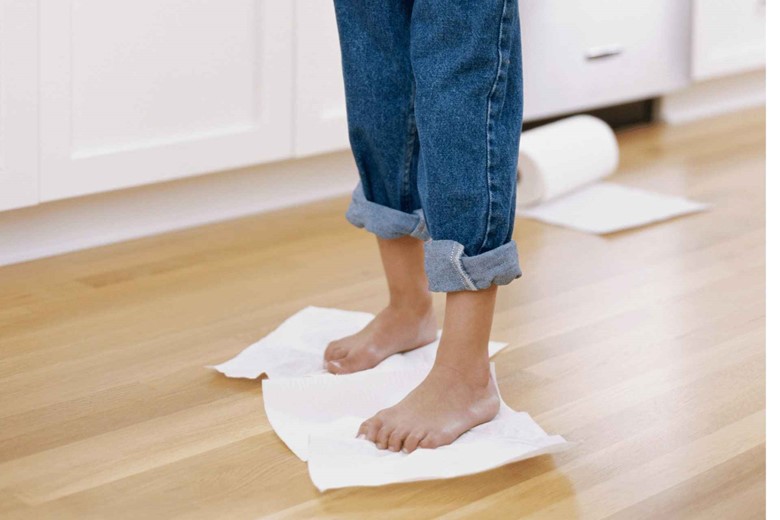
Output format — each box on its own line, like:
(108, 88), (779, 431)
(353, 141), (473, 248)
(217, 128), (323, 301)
(516, 115), (620, 207)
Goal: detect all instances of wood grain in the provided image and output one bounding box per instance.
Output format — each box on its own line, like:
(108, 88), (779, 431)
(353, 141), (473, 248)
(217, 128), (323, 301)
(0, 109), (765, 519)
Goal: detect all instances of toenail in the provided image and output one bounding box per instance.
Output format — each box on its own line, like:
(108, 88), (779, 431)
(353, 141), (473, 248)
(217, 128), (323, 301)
(357, 434), (366, 440)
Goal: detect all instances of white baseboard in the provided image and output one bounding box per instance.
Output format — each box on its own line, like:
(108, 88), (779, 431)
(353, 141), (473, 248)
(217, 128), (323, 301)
(0, 151), (357, 266)
(658, 69), (766, 125)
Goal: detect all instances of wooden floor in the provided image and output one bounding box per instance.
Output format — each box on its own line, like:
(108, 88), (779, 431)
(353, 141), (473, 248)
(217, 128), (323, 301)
(0, 109), (765, 519)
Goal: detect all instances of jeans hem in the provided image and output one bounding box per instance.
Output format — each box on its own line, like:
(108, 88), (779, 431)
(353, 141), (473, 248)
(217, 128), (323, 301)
(424, 239), (521, 292)
(345, 183), (430, 241)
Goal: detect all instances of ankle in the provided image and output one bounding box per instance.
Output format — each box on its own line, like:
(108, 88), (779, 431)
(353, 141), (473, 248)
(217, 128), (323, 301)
(432, 354), (491, 388)
(387, 293), (433, 317)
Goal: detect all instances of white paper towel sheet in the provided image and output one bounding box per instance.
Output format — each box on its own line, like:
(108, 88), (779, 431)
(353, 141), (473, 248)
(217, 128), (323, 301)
(517, 182), (711, 234)
(264, 366), (572, 491)
(211, 306), (508, 379)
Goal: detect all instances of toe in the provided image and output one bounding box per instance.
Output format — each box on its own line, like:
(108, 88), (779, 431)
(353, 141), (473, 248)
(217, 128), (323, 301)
(358, 417), (382, 442)
(327, 351), (375, 374)
(325, 359), (345, 374)
(402, 431), (425, 453)
(323, 341), (347, 363)
(419, 432), (456, 449)
(375, 426), (392, 449)
(418, 432), (441, 450)
(387, 428), (409, 452)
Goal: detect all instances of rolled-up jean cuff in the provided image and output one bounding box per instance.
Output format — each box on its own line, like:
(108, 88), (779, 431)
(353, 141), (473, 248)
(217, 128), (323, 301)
(345, 183), (430, 241)
(424, 239), (522, 292)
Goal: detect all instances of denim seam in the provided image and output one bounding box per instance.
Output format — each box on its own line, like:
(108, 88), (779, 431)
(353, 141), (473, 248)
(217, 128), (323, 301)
(401, 84), (417, 212)
(410, 209), (429, 241)
(451, 242), (478, 291)
(480, 0), (512, 254)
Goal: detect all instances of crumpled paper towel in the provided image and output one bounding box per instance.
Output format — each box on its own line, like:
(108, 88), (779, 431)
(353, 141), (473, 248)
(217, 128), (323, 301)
(263, 365), (572, 491)
(211, 306), (572, 491)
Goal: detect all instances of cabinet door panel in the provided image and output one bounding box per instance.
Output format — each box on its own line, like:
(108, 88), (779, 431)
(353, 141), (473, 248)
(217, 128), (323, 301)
(0, 0), (38, 211)
(294, 0), (349, 157)
(40, 0), (294, 201)
(693, 0), (766, 80)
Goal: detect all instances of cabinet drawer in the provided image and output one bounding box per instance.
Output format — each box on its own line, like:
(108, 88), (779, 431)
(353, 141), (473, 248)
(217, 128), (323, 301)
(520, 0), (691, 121)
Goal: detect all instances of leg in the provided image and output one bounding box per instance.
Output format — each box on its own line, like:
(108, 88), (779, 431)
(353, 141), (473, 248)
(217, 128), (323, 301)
(414, 0), (524, 292)
(332, 0), (420, 215)
(359, 0), (524, 450)
(326, 0), (435, 374)
(324, 236), (436, 374)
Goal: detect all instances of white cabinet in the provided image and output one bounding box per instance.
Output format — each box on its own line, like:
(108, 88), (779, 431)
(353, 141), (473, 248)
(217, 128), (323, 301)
(1, 1), (760, 212)
(39, 0), (294, 201)
(0, 0), (39, 211)
(294, 0), (349, 157)
(693, 0), (766, 80)
(520, 0), (691, 120)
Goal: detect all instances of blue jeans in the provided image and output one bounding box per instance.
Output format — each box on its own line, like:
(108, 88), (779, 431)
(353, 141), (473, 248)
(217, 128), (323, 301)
(333, 0), (523, 292)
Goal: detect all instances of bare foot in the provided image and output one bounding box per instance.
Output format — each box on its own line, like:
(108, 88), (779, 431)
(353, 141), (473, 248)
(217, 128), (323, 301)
(323, 304), (437, 374)
(356, 362), (500, 452)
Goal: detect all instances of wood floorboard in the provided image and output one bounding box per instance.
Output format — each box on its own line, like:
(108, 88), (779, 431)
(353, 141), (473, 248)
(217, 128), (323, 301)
(0, 109), (765, 518)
